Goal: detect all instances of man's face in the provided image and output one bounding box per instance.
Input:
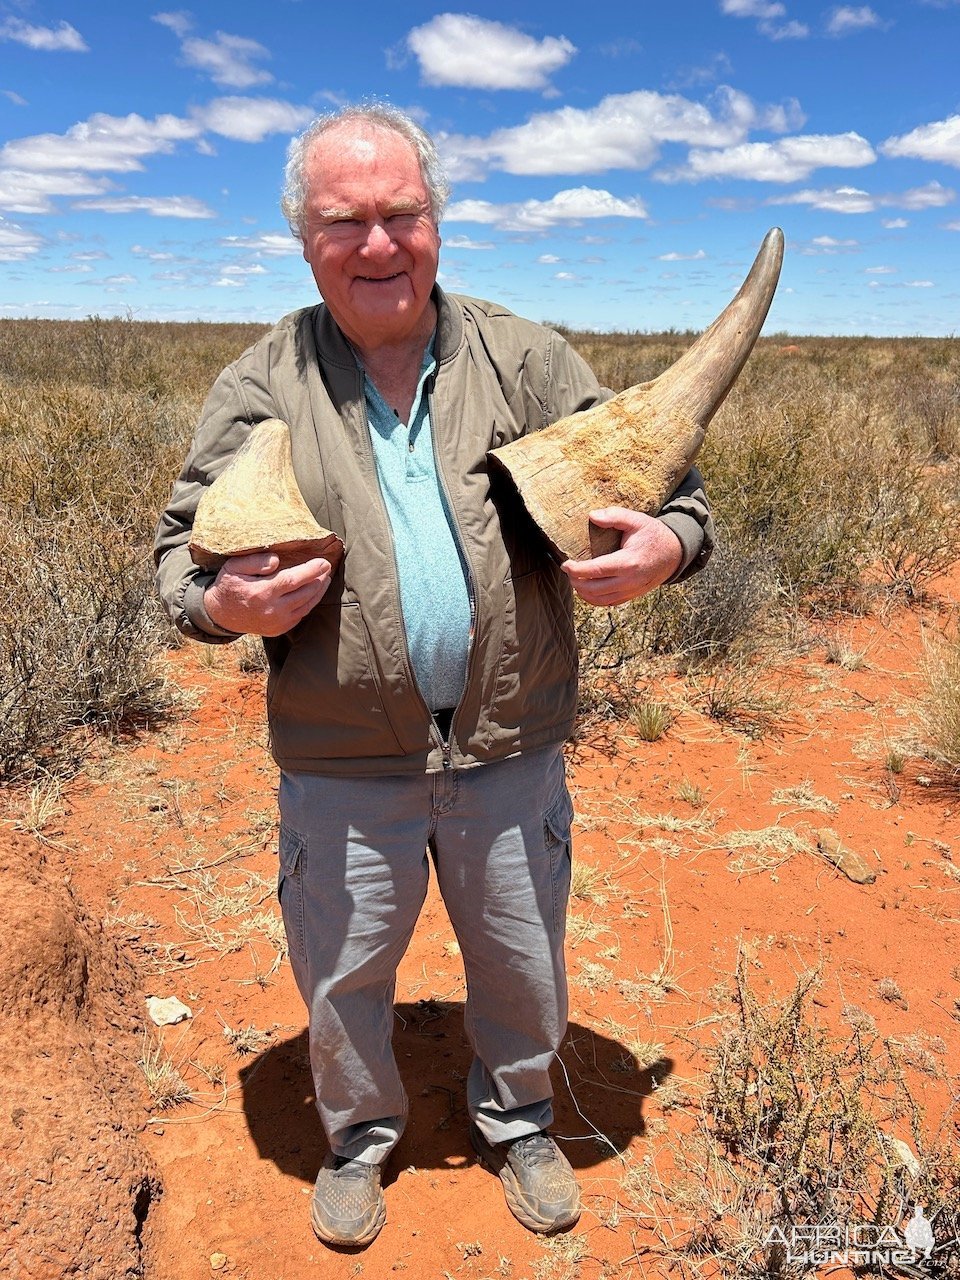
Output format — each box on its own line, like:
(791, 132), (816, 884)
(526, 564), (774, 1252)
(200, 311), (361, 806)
(301, 125), (441, 351)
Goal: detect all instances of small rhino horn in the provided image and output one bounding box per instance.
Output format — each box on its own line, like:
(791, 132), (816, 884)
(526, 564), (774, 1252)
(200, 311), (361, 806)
(489, 227), (784, 561)
(189, 418), (343, 572)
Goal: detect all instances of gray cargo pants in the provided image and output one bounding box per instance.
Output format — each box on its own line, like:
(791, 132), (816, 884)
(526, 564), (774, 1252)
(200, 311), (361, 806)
(277, 744), (573, 1165)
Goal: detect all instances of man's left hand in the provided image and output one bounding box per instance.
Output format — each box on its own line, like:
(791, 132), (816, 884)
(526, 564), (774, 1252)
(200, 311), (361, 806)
(561, 507), (684, 607)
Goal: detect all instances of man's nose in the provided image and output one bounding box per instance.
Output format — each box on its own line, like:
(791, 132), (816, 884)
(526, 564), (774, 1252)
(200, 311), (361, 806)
(361, 222), (395, 254)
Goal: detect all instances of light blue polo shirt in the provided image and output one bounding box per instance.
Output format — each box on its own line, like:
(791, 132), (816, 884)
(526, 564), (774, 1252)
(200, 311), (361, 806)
(361, 344), (472, 713)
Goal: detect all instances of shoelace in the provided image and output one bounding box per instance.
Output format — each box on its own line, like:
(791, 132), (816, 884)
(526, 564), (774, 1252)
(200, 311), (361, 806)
(511, 1134), (560, 1166)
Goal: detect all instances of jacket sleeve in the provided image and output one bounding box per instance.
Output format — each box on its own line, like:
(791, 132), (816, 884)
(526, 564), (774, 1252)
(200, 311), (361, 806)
(154, 363), (271, 642)
(544, 331), (714, 583)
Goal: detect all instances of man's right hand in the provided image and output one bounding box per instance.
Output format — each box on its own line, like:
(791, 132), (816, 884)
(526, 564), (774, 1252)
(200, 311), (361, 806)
(204, 551), (333, 637)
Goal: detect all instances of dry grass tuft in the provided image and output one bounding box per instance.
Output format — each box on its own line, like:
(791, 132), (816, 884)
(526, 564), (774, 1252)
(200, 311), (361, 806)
(221, 1021), (273, 1056)
(770, 780), (838, 814)
(138, 1034), (193, 1111)
(917, 630), (960, 786)
(625, 964), (960, 1278)
(628, 698), (673, 742)
(721, 824), (812, 876)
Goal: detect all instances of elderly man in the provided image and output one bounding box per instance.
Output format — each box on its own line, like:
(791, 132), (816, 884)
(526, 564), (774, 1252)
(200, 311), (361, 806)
(155, 104), (712, 1248)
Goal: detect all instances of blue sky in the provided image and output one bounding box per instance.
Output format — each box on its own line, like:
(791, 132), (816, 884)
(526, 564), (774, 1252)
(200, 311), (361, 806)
(1, 1), (958, 335)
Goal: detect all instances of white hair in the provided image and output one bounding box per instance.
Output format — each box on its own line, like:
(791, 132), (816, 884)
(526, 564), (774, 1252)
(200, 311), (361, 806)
(280, 103), (451, 241)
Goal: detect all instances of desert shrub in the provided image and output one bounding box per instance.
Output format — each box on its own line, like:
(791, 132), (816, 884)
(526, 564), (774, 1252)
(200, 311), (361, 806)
(0, 510), (171, 778)
(0, 316), (263, 779)
(917, 630), (960, 785)
(631, 966), (960, 1277)
(892, 360), (960, 462)
(575, 537), (777, 733)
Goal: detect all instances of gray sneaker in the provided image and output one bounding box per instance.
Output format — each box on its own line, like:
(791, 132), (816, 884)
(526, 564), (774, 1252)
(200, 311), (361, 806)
(469, 1123), (581, 1234)
(311, 1153), (386, 1247)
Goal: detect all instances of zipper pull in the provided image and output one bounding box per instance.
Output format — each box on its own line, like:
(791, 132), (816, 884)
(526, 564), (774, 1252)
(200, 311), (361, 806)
(442, 741), (452, 769)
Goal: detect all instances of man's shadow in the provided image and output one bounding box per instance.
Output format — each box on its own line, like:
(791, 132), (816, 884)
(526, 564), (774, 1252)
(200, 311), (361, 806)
(239, 1000), (671, 1184)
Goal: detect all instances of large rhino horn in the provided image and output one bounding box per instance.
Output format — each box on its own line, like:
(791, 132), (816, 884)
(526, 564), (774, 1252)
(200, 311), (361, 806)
(189, 418), (343, 572)
(489, 227), (784, 561)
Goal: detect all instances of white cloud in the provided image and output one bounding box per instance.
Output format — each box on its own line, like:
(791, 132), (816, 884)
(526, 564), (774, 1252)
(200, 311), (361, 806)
(720, 1), (809, 38)
(0, 18), (87, 52)
(537, 253), (561, 263)
(132, 245), (181, 261)
(213, 277), (245, 287)
(180, 31), (273, 88)
(73, 195), (216, 218)
(657, 131), (875, 182)
(443, 233), (495, 250)
(446, 186), (649, 230)
(2, 90), (28, 106)
(767, 179), (955, 214)
(221, 232), (301, 255)
(195, 96), (312, 142)
(0, 217), (43, 260)
(826, 5), (883, 34)
(440, 86), (794, 179)
(800, 235), (859, 255)
(766, 19), (809, 38)
(905, 280), (934, 287)
(945, 221), (960, 231)
(882, 217), (908, 228)
(897, 180), (955, 208)
(554, 271), (578, 280)
(0, 169), (113, 214)
(768, 184), (876, 213)
(221, 263), (267, 275)
(865, 265), (895, 273)
(669, 52), (735, 89)
(1, 112), (199, 173)
(103, 273), (136, 285)
(658, 248), (707, 260)
(0, 100), (300, 217)
(721, 0), (784, 17)
(598, 37), (644, 59)
(882, 114), (960, 168)
(407, 14), (575, 90)
(153, 11), (193, 39)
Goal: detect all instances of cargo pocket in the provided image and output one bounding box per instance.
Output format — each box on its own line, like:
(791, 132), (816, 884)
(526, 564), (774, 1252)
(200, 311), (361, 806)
(543, 788), (574, 934)
(277, 823), (306, 969)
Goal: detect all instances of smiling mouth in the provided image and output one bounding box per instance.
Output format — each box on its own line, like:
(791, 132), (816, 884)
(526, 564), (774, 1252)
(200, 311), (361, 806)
(358, 272), (403, 283)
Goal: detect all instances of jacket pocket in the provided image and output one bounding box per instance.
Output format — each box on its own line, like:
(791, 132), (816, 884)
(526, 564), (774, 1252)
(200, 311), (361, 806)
(492, 568), (578, 737)
(267, 601), (406, 760)
(543, 786), (574, 933)
(277, 823), (306, 968)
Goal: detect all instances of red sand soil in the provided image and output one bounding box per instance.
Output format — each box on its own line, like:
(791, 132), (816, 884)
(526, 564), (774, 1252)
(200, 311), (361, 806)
(6, 569), (960, 1280)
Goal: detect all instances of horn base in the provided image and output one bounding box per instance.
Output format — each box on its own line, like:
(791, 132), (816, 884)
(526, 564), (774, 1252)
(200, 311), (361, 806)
(490, 396), (701, 562)
(188, 417), (344, 573)
(189, 533), (343, 573)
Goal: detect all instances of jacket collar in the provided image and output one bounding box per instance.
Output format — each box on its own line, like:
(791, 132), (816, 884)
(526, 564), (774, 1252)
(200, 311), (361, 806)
(309, 283), (465, 374)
